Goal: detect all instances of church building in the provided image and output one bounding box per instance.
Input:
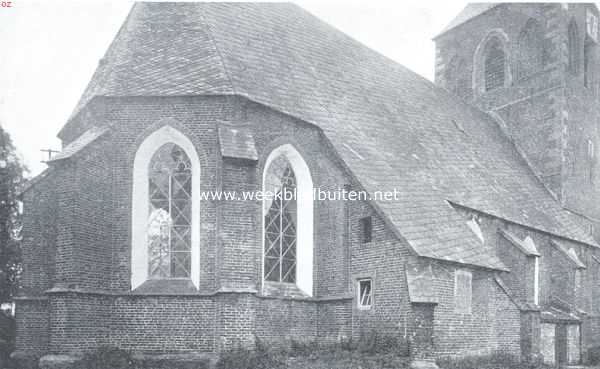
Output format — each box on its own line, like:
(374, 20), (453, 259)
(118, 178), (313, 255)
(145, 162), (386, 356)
(12, 2), (600, 368)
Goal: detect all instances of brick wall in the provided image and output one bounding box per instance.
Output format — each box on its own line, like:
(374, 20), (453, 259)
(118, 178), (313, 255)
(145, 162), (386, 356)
(111, 295), (216, 353)
(14, 299), (49, 358)
(48, 293), (109, 354)
(16, 94), (532, 360)
(431, 265), (520, 357)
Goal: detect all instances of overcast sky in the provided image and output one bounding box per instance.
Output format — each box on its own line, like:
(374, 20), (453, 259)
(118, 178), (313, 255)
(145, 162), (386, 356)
(0, 0), (469, 176)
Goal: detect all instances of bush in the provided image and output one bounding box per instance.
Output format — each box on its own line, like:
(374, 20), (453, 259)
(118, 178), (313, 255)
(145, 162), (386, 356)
(81, 346), (134, 369)
(216, 333), (410, 369)
(436, 350), (554, 369)
(216, 337), (285, 369)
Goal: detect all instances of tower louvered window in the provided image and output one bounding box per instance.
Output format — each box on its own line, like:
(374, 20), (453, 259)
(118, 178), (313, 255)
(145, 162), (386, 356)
(264, 155), (297, 283)
(147, 143), (192, 279)
(485, 39), (506, 91)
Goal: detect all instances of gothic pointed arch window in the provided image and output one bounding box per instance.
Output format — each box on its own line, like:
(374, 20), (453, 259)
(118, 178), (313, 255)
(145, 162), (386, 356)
(131, 125), (201, 290)
(147, 143), (192, 279)
(569, 20), (580, 74)
(264, 156), (298, 284)
(484, 38), (506, 91)
(262, 144), (313, 296)
(517, 19), (543, 79)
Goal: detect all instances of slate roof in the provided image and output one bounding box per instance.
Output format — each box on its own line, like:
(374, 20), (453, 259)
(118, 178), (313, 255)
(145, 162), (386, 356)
(434, 3), (499, 39)
(540, 306), (581, 323)
(49, 126), (108, 162)
(62, 2), (598, 271)
(218, 126), (259, 161)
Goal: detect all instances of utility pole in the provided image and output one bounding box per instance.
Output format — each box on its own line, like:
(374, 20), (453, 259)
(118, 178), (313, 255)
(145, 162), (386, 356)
(40, 148), (60, 163)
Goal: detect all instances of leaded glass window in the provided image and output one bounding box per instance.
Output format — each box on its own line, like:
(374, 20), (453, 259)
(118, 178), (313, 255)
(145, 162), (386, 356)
(264, 155), (297, 283)
(484, 39), (505, 91)
(148, 143), (192, 279)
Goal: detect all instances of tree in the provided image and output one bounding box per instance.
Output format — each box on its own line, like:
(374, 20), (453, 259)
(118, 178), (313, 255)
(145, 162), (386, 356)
(0, 125), (26, 304)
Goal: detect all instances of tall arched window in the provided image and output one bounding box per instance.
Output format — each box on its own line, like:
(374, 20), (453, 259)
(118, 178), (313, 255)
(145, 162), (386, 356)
(517, 19), (543, 79)
(484, 38), (506, 91)
(569, 20), (580, 74)
(131, 125), (201, 290)
(264, 156), (297, 283)
(148, 143), (192, 279)
(262, 144), (313, 296)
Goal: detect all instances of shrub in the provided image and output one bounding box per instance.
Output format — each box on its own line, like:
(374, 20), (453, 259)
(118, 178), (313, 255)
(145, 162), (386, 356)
(81, 346), (134, 369)
(216, 337), (284, 369)
(436, 350), (554, 369)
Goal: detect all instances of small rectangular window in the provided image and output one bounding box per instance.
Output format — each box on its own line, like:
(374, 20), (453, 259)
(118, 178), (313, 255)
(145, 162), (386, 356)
(360, 216), (372, 243)
(454, 270), (472, 314)
(357, 278), (373, 309)
(588, 139), (595, 159)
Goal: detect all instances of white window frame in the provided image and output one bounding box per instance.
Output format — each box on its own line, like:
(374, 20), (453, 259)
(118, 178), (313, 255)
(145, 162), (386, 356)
(131, 126), (201, 290)
(454, 269), (473, 314)
(261, 144), (314, 296)
(357, 278), (373, 310)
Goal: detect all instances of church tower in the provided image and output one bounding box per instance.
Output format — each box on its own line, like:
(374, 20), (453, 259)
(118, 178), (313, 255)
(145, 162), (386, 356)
(435, 3), (600, 227)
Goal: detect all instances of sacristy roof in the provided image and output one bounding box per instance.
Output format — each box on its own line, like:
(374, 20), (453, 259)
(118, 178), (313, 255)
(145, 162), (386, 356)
(60, 2), (598, 271)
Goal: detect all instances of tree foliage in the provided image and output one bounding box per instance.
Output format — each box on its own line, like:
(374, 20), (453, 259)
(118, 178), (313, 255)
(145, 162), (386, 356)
(0, 125), (26, 303)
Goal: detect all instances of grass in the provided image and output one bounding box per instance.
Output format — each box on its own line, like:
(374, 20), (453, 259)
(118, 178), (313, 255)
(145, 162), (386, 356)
(216, 333), (411, 369)
(436, 351), (556, 369)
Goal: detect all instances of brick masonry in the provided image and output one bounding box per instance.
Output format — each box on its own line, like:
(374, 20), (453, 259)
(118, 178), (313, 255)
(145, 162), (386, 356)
(13, 2), (600, 366)
(15, 95), (533, 362)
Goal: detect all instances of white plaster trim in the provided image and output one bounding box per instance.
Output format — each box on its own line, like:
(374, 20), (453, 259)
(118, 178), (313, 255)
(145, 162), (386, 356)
(466, 218), (484, 244)
(131, 126), (201, 290)
(262, 144), (314, 297)
(534, 255), (540, 305)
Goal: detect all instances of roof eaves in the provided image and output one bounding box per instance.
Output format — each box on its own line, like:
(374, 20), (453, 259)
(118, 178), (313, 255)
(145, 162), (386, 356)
(17, 168), (53, 198)
(48, 126), (109, 163)
(449, 200), (599, 249)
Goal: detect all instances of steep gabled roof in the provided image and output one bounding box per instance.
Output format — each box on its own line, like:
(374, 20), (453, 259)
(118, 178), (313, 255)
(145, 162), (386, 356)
(60, 2), (598, 271)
